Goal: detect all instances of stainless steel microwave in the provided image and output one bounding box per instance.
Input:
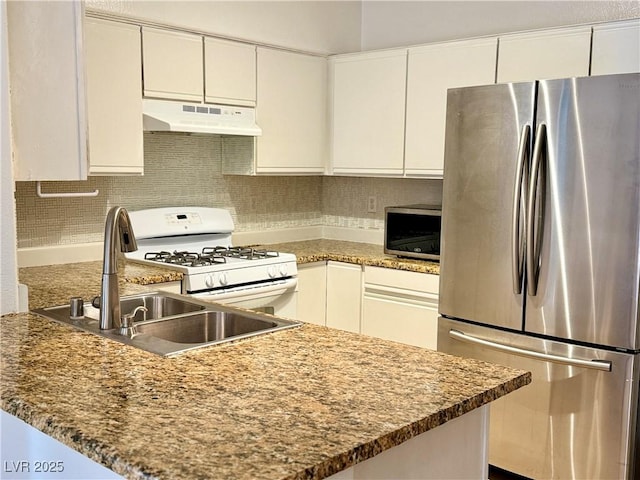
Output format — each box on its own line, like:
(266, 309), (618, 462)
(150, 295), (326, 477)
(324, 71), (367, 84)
(384, 205), (441, 261)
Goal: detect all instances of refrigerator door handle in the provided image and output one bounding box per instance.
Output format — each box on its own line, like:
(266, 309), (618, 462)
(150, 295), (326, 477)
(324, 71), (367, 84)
(526, 123), (547, 296)
(449, 329), (612, 372)
(511, 124), (530, 295)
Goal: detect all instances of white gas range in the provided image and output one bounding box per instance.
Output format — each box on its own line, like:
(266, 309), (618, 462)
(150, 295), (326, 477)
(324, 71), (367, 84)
(124, 207), (298, 317)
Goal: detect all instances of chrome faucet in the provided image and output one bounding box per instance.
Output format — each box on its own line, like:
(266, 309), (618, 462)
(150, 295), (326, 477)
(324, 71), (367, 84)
(99, 206), (138, 330)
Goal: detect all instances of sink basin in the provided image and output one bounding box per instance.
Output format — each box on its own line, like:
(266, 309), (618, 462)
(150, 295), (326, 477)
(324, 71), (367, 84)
(32, 292), (301, 356)
(36, 292), (206, 324)
(136, 311), (278, 344)
(84, 292), (207, 322)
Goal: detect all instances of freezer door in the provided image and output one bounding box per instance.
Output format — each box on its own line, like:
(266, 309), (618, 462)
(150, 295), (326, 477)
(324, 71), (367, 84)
(525, 73), (640, 349)
(440, 82), (535, 330)
(438, 317), (639, 480)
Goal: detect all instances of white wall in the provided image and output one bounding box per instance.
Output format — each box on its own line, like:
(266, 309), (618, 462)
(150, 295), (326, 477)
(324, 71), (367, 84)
(86, 0), (362, 55)
(361, 0), (640, 50)
(1, 1), (19, 314)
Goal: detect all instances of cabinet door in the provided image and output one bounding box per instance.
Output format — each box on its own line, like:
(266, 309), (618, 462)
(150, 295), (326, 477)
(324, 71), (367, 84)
(591, 19), (640, 75)
(326, 261), (362, 333)
(256, 48), (327, 174)
(497, 27), (591, 83)
(204, 38), (256, 106)
(362, 294), (438, 349)
(8, 1), (88, 181)
(142, 27), (203, 102)
(85, 19), (143, 175)
(296, 262), (327, 325)
(362, 267), (439, 349)
(405, 38), (497, 177)
(331, 49), (407, 175)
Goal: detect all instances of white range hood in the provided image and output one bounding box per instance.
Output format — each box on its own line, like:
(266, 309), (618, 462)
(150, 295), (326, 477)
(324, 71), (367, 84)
(142, 99), (262, 136)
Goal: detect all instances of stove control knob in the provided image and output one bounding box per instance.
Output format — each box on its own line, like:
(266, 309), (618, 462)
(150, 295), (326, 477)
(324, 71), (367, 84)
(267, 266), (277, 278)
(279, 264), (288, 276)
(219, 272), (228, 286)
(205, 274), (216, 288)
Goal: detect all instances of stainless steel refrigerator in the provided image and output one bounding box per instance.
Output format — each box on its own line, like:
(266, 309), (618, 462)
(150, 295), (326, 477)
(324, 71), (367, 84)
(437, 73), (640, 479)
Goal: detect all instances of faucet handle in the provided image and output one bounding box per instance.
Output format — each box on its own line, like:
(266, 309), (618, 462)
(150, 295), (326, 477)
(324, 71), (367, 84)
(121, 306), (148, 327)
(91, 296), (101, 309)
(118, 306), (148, 336)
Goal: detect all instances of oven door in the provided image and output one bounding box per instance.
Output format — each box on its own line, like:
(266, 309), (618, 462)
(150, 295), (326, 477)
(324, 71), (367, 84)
(191, 277), (298, 318)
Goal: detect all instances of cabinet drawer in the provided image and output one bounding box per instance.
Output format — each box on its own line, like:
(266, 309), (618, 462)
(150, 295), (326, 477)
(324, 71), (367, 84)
(362, 295), (438, 349)
(364, 266), (439, 294)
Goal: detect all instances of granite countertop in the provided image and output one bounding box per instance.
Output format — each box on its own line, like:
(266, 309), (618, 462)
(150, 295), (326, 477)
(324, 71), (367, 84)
(17, 240), (437, 311)
(3, 241), (528, 479)
(261, 239), (440, 275)
(1, 310), (529, 480)
(19, 259), (183, 310)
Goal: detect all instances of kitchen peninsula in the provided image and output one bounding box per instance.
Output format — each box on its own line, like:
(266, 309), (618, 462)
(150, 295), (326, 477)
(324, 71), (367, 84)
(2, 258), (530, 480)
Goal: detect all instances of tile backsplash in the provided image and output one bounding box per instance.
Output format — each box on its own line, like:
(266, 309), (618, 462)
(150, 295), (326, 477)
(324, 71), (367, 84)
(15, 133), (442, 248)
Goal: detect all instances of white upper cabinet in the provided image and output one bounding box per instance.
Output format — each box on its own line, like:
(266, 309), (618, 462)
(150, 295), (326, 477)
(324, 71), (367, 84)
(497, 26), (592, 83)
(256, 47), (327, 174)
(330, 49), (407, 176)
(591, 19), (640, 75)
(404, 38), (497, 177)
(85, 18), (143, 175)
(142, 27), (203, 102)
(8, 1), (88, 181)
(9, 4), (144, 180)
(204, 38), (256, 106)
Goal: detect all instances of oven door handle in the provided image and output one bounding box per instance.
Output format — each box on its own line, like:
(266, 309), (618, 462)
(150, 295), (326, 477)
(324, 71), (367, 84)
(192, 277), (298, 301)
(449, 329), (611, 372)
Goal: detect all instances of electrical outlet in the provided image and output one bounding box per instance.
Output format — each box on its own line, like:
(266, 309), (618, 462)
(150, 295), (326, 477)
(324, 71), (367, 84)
(367, 196), (377, 213)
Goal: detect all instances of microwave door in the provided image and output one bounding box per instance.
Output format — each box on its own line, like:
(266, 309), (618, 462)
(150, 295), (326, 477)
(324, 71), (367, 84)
(388, 234), (439, 255)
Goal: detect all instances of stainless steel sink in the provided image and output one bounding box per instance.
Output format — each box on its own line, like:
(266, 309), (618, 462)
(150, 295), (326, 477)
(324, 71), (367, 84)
(136, 311), (278, 344)
(32, 292), (301, 356)
(86, 292), (206, 322)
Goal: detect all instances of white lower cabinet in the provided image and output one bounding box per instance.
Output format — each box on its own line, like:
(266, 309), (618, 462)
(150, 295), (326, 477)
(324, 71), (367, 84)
(325, 261), (362, 333)
(296, 261), (440, 348)
(1, 411), (122, 479)
(361, 266), (439, 350)
(296, 262), (327, 326)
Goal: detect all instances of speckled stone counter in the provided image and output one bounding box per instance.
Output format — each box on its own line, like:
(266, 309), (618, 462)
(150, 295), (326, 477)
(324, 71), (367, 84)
(4, 244), (529, 479)
(19, 260), (183, 309)
(260, 239), (440, 274)
(18, 240), (436, 311)
(1, 310), (529, 480)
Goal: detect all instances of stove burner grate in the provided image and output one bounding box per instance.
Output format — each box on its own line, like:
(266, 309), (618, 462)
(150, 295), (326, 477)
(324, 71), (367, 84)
(144, 250), (227, 268)
(143, 246), (280, 267)
(219, 246), (280, 260)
